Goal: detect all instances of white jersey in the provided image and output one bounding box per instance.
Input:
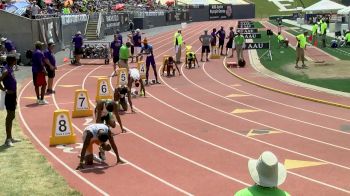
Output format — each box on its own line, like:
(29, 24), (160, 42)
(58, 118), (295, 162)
(129, 68), (140, 80)
(83, 124), (109, 141)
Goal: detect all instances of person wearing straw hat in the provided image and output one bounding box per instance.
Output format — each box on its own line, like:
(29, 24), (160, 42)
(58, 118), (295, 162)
(140, 38), (160, 85)
(235, 151), (290, 196)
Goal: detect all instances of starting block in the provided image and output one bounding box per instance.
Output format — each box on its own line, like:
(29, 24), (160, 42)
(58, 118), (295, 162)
(137, 61), (146, 79)
(116, 68), (128, 87)
(50, 109), (76, 146)
(226, 61), (237, 68)
(96, 77), (112, 101)
(72, 89), (93, 118)
(210, 46), (221, 59)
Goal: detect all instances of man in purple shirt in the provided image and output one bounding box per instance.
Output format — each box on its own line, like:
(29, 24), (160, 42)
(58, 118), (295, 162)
(0, 55), (21, 147)
(32, 41), (48, 105)
(210, 28), (217, 55)
(1, 37), (20, 71)
(110, 34), (122, 75)
(72, 31), (83, 65)
(43, 41), (56, 94)
(216, 26), (226, 56)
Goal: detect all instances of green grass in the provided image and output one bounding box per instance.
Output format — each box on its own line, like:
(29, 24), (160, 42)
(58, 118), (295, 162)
(0, 111), (80, 195)
(253, 21), (264, 29)
(254, 31), (350, 93)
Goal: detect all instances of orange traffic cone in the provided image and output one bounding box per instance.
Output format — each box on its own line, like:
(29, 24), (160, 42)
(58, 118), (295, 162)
(63, 57), (69, 62)
(314, 40), (318, 47)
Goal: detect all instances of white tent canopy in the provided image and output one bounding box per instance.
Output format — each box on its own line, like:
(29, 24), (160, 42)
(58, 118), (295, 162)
(303, 0), (346, 14)
(338, 6), (350, 15)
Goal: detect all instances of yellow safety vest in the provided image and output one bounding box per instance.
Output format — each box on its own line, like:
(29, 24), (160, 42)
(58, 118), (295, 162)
(174, 32), (183, 46)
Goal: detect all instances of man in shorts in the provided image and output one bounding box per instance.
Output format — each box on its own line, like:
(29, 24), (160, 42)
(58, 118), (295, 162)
(95, 99), (126, 133)
(76, 123), (125, 170)
(43, 41), (57, 94)
(210, 28), (217, 55)
(110, 34), (122, 75)
(0, 55), (21, 147)
(199, 30), (212, 62)
(32, 41), (48, 105)
(225, 27), (235, 58)
(72, 31), (83, 65)
(216, 26), (226, 56)
(140, 38), (160, 85)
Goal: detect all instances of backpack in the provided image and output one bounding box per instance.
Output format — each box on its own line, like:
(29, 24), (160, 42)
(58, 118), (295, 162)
(238, 59), (246, 67)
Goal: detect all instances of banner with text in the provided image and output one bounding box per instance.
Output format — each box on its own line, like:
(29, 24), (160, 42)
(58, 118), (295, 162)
(245, 42), (270, 49)
(236, 28), (258, 33)
(209, 4), (233, 20)
(104, 13), (129, 35)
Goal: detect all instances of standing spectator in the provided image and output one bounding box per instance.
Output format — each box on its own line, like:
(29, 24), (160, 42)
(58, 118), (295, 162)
(0, 1), (6, 10)
(0, 55), (21, 147)
(199, 30), (212, 62)
(225, 27), (235, 58)
(128, 30), (135, 63)
(234, 151), (290, 196)
(72, 31), (83, 65)
(119, 42), (131, 69)
(43, 41), (56, 94)
(32, 41), (48, 105)
(311, 22), (318, 46)
(110, 34), (122, 75)
(47, 4), (55, 14)
(216, 26), (226, 56)
(295, 31), (308, 69)
(210, 28), (217, 55)
(30, 1), (41, 19)
(174, 29), (184, 63)
(321, 20), (328, 47)
(140, 38), (160, 85)
(234, 32), (245, 61)
(133, 29), (142, 62)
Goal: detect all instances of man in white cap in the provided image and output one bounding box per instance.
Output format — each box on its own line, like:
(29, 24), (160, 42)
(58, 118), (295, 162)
(235, 151), (290, 196)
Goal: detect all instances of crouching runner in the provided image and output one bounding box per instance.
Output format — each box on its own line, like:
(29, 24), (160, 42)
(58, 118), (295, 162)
(129, 67), (146, 97)
(76, 123), (125, 170)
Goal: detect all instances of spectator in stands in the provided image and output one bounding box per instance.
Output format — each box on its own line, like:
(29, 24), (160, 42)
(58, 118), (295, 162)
(210, 28), (217, 55)
(174, 29), (184, 64)
(199, 30), (212, 62)
(216, 26), (226, 56)
(225, 27), (235, 58)
(277, 32), (288, 48)
(47, 4), (55, 14)
(234, 151), (290, 196)
(295, 31), (308, 69)
(72, 31), (83, 65)
(119, 42), (131, 69)
(32, 41), (48, 105)
(30, 1), (41, 19)
(234, 32), (245, 61)
(110, 34), (122, 75)
(0, 1), (6, 10)
(43, 41), (57, 94)
(320, 20), (327, 47)
(0, 55), (21, 147)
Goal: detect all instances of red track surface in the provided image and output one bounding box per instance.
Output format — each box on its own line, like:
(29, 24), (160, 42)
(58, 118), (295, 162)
(18, 20), (350, 195)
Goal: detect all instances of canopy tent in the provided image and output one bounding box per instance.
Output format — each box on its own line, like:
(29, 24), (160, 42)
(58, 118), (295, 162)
(338, 6), (350, 15)
(303, 0), (346, 14)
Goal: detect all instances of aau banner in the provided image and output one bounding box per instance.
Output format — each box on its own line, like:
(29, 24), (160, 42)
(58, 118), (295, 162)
(209, 4), (233, 20)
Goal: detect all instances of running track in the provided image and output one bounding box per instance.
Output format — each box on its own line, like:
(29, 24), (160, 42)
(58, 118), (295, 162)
(18, 20), (350, 195)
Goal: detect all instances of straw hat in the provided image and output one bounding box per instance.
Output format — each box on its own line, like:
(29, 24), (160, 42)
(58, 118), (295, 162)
(248, 151), (287, 187)
(142, 38), (148, 44)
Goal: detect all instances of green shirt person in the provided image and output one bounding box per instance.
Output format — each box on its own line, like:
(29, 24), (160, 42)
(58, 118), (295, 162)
(321, 22), (327, 35)
(312, 23), (318, 35)
(296, 33), (307, 49)
(119, 44), (129, 60)
(234, 151), (290, 196)
(234, 34), (245, 45)
(345, 32), (350, 42)
(277, 34), (284, 42)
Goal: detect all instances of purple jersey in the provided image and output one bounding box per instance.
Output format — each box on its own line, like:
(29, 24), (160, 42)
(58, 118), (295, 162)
(216, 30), (226, 40)
(72, 35), (83, 48)
(211, 32), (217, 44)
(2, 64), (16, 91)
(110, 40), (122, 57)
(44, 49), (56, 67)
(133, 34), (141, 47)
(4, 40), (15, 52)
(32, 49), (44, 73)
